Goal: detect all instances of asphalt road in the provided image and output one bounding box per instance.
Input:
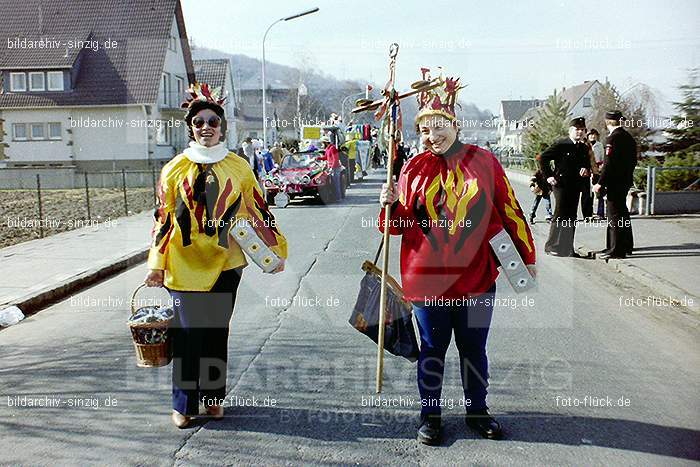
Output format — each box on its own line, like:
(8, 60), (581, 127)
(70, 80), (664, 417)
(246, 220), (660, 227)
(0, 170), (698, 466)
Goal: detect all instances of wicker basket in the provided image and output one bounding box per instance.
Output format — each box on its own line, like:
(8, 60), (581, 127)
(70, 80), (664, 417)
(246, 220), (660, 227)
(128, 284), (173, 368)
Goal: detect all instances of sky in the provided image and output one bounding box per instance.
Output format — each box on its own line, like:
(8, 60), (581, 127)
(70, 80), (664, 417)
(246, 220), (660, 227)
(181, 0), (699, 114)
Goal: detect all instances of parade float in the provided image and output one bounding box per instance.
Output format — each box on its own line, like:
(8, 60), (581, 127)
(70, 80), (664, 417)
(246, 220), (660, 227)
(262, 149), (346, 206)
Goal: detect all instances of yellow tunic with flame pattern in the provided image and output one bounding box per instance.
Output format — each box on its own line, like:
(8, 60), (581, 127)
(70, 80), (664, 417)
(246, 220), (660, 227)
(147, 152), (288, 291)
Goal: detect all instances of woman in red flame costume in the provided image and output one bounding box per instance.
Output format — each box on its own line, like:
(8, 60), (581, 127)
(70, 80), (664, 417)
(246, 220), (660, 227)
(379, 69), (536, 445)
(144, 83), (287, 428)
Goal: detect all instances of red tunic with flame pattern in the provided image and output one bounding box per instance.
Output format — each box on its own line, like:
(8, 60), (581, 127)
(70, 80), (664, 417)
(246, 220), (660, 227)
(379, 142), (535, 301)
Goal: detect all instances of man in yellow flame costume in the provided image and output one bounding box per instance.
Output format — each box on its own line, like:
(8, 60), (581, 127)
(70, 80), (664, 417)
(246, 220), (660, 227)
(379, 69), (536, 445)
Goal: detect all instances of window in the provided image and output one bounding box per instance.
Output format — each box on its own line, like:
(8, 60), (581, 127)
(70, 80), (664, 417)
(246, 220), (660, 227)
(48, 122), (62, 140)
(169, 35), (177, 51)
(176, 76), (185, 101)
(156, 122), (170, 145)
(30, 123), (45, 140)
(29, 72), (45, 91)
(10, 73), (26, 91)
(47, 71), (64, 91)
(583, 97), (592, 108)
(160, 73), (170, 106)
(173, 123), (186, 150)
(12, 123), (27, 140)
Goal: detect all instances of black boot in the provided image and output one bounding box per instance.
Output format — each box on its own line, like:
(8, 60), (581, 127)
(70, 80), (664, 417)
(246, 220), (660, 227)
(417, 414), (442, 446)
(465, 409), (502, 440)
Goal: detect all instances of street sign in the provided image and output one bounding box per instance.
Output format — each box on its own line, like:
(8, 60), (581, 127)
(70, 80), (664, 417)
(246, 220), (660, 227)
(302, 126), (322, 140)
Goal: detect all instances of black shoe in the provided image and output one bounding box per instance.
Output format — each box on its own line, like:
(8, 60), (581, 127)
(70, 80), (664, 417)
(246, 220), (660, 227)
(529, 216), (535, 224)
(599, 252), (626, 261)
(417, 415), (442, 446)
(466, 410), (502, 440)
(547, 250), (579, 258)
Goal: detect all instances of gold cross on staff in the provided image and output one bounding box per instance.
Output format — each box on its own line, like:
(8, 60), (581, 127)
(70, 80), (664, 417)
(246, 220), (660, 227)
(351, 43), (440, 394)
(351, 75), (441, 114)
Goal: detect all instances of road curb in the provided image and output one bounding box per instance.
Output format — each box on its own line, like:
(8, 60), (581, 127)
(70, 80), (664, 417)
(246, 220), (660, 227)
(5, 247), (149, 317)
(504, 168), (531, 185)
(610, 261), (700, 314)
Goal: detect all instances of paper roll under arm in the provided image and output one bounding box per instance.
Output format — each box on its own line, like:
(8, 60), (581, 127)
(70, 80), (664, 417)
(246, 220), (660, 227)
(489, 228), (535, 293)
(229, 219), (282, 273)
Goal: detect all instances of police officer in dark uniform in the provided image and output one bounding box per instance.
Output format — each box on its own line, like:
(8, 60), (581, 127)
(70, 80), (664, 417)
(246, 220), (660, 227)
(540, 116), (592, 257)
(593, 110), (637, 259)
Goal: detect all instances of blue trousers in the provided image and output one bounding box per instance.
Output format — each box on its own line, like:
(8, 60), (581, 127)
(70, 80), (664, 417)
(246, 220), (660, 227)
(168, 268), (241, 416)
(413, 285), (495, 417)
(530, 193), (552, 219)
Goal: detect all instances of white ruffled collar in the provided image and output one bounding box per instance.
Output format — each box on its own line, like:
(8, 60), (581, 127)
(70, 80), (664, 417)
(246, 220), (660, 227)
(183, 142), (229, 164)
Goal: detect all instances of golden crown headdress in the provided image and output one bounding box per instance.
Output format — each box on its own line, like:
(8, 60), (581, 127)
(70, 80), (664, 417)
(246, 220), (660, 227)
(180, 82), (226, 109)
(415, 67), (465, 122)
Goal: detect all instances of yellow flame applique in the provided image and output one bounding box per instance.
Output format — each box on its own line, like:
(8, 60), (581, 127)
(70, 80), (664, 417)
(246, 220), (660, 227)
(424, 174), (442, 222)
(503, 175), (533, 253)
(451, 175), (479, 235)
(425, 165), (479, 236)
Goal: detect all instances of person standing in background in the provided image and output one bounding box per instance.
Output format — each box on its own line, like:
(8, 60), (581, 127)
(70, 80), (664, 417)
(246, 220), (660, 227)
(529, 159), (553, 223)
(588, 129), (606, 219)
(242, 137), (258, 181)
(341, 137), (358, 183)
(593, 111), (637, 260)
(261, 146), (275, 174)
(270, 142), (284, 167)
(539, 117), (592, 257)
(579, 137), (598, 221)
(320, 135), (343, 201)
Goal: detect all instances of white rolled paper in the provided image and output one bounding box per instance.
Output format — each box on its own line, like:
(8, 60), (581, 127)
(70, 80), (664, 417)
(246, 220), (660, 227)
(230, 219), (282, 273)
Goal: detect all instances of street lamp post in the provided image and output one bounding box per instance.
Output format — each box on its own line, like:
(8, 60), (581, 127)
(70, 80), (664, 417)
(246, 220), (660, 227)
(262, 7), (319, 149)
(341, 91), (366, 125)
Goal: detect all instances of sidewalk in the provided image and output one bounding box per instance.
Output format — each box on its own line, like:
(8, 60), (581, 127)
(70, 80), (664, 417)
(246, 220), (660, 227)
(0, 211), (152, 314)
(506, 168), (700, 313)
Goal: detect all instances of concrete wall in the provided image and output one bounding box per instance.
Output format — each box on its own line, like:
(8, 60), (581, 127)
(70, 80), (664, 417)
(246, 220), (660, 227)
(0, 166), (160, 189)
(653, 192), (700, 215)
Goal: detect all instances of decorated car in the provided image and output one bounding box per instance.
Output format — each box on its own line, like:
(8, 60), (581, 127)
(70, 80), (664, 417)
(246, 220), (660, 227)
(262, 150), (346, 206)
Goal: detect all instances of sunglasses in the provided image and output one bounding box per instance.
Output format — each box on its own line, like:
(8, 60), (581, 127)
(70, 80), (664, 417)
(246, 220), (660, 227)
(192, 115), (221, 129)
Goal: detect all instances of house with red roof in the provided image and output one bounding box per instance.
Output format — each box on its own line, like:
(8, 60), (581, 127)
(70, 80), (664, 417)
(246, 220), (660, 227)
(0, 0), (195, 171)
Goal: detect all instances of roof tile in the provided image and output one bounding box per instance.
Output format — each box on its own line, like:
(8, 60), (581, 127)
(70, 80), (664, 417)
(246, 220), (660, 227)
(0, 0), (184, 108)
